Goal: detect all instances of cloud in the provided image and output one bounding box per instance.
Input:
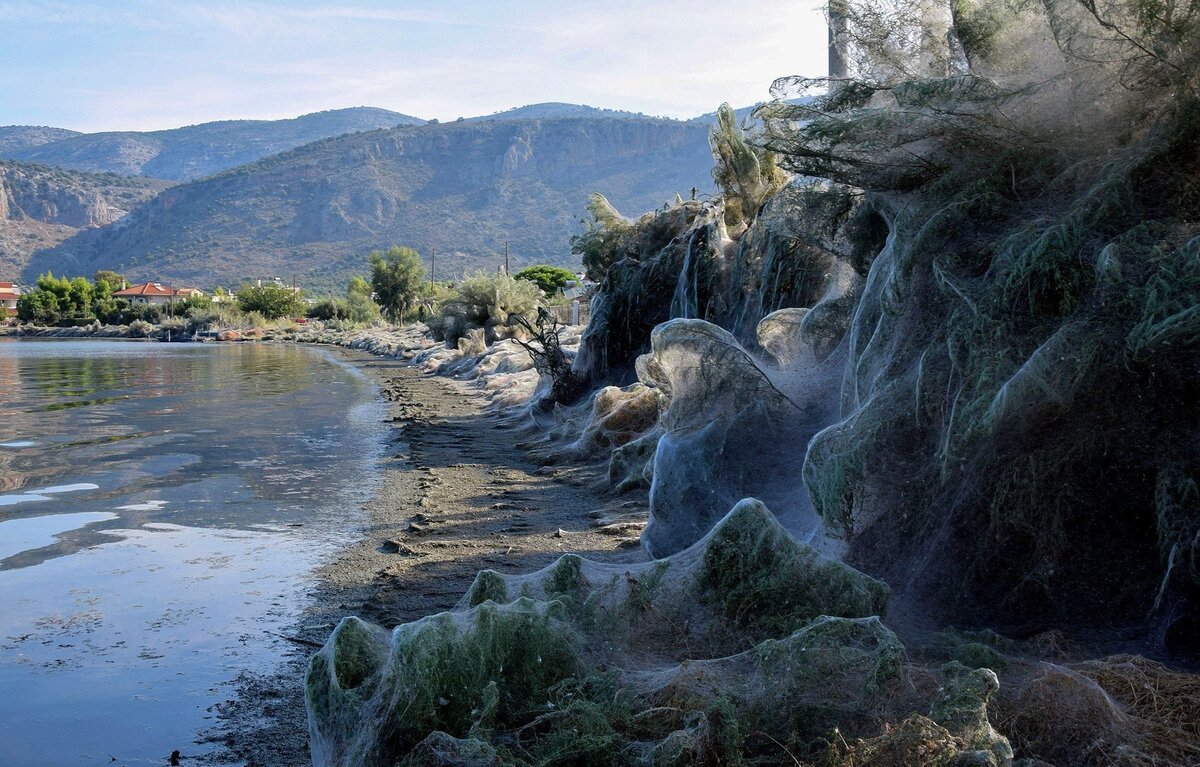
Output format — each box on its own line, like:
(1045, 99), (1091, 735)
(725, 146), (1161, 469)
(0, 0), (829, 131)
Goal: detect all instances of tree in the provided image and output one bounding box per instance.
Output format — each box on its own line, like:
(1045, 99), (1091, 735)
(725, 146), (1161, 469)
(347, 276), (373, 298)
(709, 103), (786, 227)
(570, 194), (633, 280)
(236, 283), (303, 319)
(515, 265), (578, 296)
(92, 270), (126, 290)
(369, 246), (425, 323)
(16, 290), (59, 324)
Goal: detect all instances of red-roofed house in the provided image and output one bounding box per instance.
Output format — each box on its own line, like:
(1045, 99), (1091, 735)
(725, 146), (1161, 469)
(112, 283), (204, 306)
(0, 282), (19, 317)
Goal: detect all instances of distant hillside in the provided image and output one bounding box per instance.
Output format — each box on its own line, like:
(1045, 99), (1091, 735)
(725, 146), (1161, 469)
(29, 117), (715, 290)
(3, 108), (425, 181)
(0, 161), (171, 277)
(467, 103), (656, 122)
(0, 126), (83, 154)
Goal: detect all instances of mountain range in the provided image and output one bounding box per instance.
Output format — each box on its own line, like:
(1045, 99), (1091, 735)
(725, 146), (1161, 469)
(2, 107), (423, 181)
(0, 161), (170, 277)
(1, 104), (723, 290)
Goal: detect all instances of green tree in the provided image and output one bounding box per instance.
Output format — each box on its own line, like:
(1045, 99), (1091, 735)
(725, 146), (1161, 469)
(369, 246), (426, 323)
(236, 283), (303, 319)
(92, 270), (126, 290)
(67, 277), (93, 315)
(514, 265), (578, 296)
(347, 276), (373, 298)
(16, 290), (60, 324)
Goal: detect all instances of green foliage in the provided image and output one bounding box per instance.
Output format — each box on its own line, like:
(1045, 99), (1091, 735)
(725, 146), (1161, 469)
(91, 270), (126, 290)
(767, 0), (1200, 622)
(709, 103), (786, 227)
(514, 264), (578, 296)
(428, 271), (542, 345)
(236, 282), (303, 319)
(570, 195), (708, 283)
(16, 290), (59, 324)
(307, 277), (382, 324)
(571, 194), (633, 280)
(697, 500), (889, 640)
(466, 571), (509, 608)
(342, 601), (579, 755)
(369, 246), (427, 323)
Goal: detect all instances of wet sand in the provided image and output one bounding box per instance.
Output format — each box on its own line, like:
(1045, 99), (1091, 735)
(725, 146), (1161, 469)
(211, 349), (648, 766)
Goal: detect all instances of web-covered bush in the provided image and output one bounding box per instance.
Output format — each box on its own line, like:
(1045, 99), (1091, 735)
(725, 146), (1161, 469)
(426, 271), (543, 346)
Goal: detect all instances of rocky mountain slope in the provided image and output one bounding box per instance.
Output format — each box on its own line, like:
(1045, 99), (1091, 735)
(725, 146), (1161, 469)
(0, 126), (82, 154)
(29, 116), (715, 289)
(0, 161), (170, 277)
(2, 107), (424, 181)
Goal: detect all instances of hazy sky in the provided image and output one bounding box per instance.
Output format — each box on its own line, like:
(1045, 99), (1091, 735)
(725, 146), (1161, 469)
(0, 1), (828, 132)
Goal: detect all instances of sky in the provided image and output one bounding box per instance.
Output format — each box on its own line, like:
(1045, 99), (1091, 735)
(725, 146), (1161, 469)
(0, 0), (828, 133)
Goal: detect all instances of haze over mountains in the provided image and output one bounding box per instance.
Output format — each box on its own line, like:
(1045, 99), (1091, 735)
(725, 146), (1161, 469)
(1, 103), (724, 289)
(3, 107), (424, 181)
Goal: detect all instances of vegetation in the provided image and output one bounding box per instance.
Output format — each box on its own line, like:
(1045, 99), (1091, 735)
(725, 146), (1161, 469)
(508, 308), (589, 404)
(235, 282), (304, 320)
(369, 246), (426, 323)
(426, 271), (542, 345)
(16, 272), (173, 326)
(306, 276), (382, 324)
(570, 194), (707, 282)
(709, 102), (787, 227)
(25, 118), (713, 288)
(514, 264), (578, 296)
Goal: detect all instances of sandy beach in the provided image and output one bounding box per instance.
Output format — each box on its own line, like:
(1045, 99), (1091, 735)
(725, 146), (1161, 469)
(213, 347), (647, 766)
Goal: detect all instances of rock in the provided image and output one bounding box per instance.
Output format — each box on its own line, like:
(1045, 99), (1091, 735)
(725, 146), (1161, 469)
(217, 330), (242, 342)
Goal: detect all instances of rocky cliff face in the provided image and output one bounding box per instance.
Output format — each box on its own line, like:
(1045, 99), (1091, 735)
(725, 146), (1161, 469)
(0, 161), (169, 276)
(30, 117), (715, 288)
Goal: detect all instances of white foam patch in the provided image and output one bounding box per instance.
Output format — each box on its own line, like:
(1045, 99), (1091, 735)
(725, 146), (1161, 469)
(32, 483), (101, 495)
(115, 500), (168, 512)
(0, 441), (36, 448)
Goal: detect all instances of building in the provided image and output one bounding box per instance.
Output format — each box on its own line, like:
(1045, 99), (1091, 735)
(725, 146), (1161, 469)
(0, 282), (19, 317)
(112, 282), (204, 306)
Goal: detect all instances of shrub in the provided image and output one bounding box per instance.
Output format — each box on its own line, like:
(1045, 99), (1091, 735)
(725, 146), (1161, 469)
(236, 283), (303, 319)
(429, 271), (542, 346)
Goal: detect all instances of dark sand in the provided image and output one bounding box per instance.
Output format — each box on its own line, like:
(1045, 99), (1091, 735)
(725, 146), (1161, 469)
(208, 349), (647, 766)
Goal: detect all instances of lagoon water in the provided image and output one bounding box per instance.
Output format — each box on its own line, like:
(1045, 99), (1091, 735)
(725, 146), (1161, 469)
(0, 339), (386, 766)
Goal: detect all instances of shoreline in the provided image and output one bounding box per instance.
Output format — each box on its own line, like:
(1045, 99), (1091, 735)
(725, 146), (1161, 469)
(212, 344), (646, 766)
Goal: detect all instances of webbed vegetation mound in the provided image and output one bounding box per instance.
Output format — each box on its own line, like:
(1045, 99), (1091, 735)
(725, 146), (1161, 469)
(562, 0), (1200, 649)
(308, 499), (1015, 767)
(761, 0), (1200, 641)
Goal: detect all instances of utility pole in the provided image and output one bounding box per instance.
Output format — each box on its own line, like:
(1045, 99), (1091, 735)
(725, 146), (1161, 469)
(430, 247), (435, 283)
(504, 241), (510, 276)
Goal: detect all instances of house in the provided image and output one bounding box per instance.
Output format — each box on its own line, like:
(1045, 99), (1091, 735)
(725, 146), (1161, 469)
(112, 282), (204, 306)
(0, 282), (19, 317)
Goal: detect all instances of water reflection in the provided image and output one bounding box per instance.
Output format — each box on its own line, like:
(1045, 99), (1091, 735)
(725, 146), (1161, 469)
(0, 338), (386, 766)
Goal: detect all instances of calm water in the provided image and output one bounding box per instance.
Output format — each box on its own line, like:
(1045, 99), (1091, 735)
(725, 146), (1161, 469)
(0, 339), (386, 766)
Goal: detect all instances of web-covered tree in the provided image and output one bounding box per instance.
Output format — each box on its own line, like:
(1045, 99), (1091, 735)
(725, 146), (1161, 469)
(709, 103), (787, 228)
